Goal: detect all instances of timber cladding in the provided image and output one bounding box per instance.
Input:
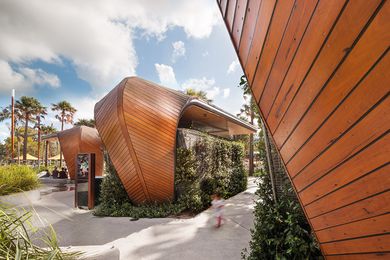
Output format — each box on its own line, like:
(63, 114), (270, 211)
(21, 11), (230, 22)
(95, 77), (190, 204)
(57, 126), (104, 180)
(218, 0), (389, 258)
(94, 77), (256, 205)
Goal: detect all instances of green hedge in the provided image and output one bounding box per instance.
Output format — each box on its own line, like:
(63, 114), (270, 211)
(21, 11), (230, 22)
(0, 165), (40, 196)
(95, 133), (248, 218)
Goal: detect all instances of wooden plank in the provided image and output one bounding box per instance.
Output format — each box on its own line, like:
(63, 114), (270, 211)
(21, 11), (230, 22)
(321, 234), (390, 255)
(293, 97), (390, 191)
(310, 191), (390, 231)
(244, 0), (276, 83)
(238, 0), (262, 65)
(299, 135), (390, 206)
(251, 0), (295, 101)
(286, 52), (390, 173)
(226, 0), (237, 31)
(220, 0), (228, 17)
(232, 0), (248, 48)
(259, 0), (318, 115)
(316, 214), (390, 243)
(271, 0), (381, 142)
(266, 0), (347, 132)
(280, 5), (390, 162)
(326, 253), (390, 259)
(305, 164), (390, 217)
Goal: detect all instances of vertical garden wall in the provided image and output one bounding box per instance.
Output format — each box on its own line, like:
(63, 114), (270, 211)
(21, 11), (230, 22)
(95, 128), (247, 217)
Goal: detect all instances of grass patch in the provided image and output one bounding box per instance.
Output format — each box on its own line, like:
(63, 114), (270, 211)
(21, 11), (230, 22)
(0, 165), (40, 196)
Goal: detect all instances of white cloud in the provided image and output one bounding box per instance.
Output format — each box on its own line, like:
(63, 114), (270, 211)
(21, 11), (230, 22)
(0, 0), (220, 94)
(206, 87), (221, 99)
(19, 68), (60, 88)
(182, 77), (221, 99)
(223, 88), (230, 98)
(0, 60), (60, 94)
(155, 64), (178, 87)
(227, 60), (240, 74)
(202, 51), (209, 57)
(172, 41), (186, 63)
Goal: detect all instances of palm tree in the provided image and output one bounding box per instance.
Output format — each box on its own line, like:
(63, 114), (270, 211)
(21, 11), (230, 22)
(40, 124), (57, 167)
(51, 101), (77, 166)
(74, 118), (95, 128)
(185, 88), (212, 103)
(51, 101), (77, 131)
(14, 96), (46, 162)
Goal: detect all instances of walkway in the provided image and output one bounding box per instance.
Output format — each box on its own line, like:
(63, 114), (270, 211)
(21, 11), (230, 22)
(30, 178), (258, 259)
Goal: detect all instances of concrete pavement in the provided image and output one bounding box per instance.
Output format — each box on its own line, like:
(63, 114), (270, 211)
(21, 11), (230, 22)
(29, 178), (258, 260)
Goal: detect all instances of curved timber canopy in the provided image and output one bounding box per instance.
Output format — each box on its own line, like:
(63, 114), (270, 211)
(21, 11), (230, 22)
(42, 126), (104, 179)
(217, 0), (390, 257)
(94, 77), (256, 204)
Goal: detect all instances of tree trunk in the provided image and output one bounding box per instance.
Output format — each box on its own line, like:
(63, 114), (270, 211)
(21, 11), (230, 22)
(45, 140), (49, 167)
(59, 115), (64, 167)
(22, 115), (29, 163)
(37, 116), (41, 168)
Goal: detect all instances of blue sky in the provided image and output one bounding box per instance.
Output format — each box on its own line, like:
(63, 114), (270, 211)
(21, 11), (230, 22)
(0, 0), (245, 142)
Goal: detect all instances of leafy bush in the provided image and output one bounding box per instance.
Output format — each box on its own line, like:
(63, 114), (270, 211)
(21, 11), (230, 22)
(95, 132), (248, 218)
(242, 171), (321, 259)
(0, 165), (40, 196)
(0, 204), (80, 259)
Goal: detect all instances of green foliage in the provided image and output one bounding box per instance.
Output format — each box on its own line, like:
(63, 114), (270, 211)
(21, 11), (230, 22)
(98, 157), (129, 207)
(185, 88), (212, 103)
(242, 172), (321, 259)
(176, 134), (247, 210)
(0, 165), (40, 196)
(95, 133), (248, 218)
(0, 204), (80, 259)
(74, 118), (95, 128)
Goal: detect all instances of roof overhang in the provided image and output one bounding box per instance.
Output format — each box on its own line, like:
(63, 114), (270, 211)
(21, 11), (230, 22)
(179, 99), (257, 138)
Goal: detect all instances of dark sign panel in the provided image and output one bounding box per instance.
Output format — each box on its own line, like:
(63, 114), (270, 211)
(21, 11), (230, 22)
(75, 153), (95, 209)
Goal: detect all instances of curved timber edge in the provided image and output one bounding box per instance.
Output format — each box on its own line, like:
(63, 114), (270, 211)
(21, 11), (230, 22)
(95, 77), (190, 204)
(57, 126), (104, 180)
(217, 0), (390, 257)
(95, 77), (256, 204)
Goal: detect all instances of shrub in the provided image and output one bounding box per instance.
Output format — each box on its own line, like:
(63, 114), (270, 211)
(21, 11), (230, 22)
(0, 165), (40, 196)
(95, 131), (248, 218)
(0, 204), (80, 259)
(242, 171), (321, 259)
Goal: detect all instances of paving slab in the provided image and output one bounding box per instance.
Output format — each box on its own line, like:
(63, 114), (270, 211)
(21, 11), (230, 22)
(28, 177), (258, 259)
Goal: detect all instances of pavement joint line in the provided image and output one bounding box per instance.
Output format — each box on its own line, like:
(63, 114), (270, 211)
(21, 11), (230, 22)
(226, 217), (251, 232)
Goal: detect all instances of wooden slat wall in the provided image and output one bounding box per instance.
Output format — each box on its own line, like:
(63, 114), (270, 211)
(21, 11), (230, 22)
(218, 0), (390, 258)
(95, 77), (190, 204)
(57, 126), (104, 180)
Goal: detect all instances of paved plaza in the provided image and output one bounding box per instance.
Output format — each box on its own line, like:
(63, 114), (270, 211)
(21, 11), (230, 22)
(29, 178), (258, 260)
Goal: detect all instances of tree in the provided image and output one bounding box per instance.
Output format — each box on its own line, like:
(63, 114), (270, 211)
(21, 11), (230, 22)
(74, 118), (95, 128)
(14, 96), (46, 162)
(185, 88), (212, 103)
(0, 105), (23, 160)
(40, 124), (58, 166)
(51, 101), (77, 131)
(0, 142), (6, 161)
(51, 101), (77, 166)
(237, 75), (259, 176)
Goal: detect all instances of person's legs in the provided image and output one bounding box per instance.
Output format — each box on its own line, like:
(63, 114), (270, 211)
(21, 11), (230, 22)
(216, 215), (222, 228)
